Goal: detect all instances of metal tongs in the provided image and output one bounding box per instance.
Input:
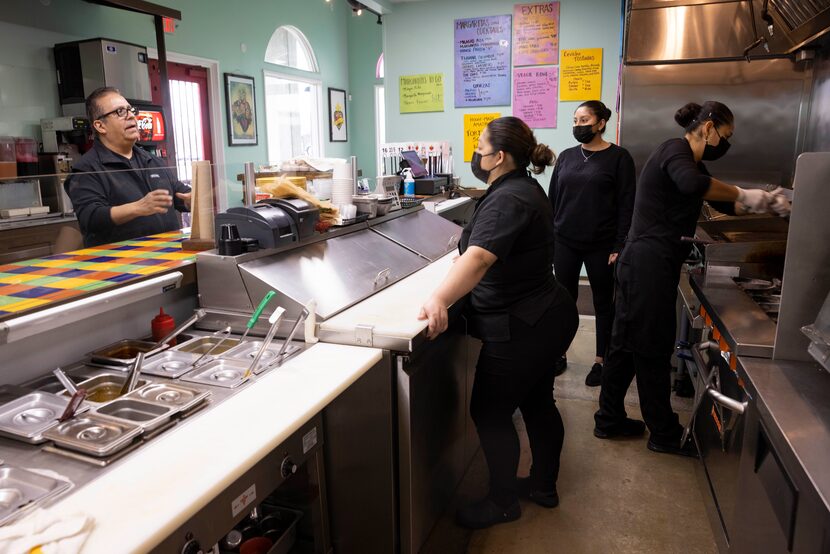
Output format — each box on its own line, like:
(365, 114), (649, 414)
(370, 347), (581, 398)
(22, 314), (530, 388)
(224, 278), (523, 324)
(273, 309), (309, 365)
(190, 326), (233, 369)
(146, 308), (207, 356)
(244, 307), (286, 378)
(53, 367), (87, 422)
(119, 352), (145, 396)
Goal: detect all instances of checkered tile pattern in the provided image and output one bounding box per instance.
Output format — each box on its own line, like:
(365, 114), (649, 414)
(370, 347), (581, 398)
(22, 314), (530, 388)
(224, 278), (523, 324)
(0, 231), (195, 318)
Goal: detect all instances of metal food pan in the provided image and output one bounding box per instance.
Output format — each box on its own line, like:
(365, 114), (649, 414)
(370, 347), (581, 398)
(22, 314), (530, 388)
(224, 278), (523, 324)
(43, 413), (142, 457)
(140, 351), (202, 379)
(0, 392), (73, 443)
(180, 359), (250, 389)
(127, 382), (210, 414)
(0, 466), (71, 526)
(88, 339), (156, 366)
(222, 341), (301, 374)
(173, 336), (240, 355)
(64, 374), (151, 405)
(95, 398), (176, 433)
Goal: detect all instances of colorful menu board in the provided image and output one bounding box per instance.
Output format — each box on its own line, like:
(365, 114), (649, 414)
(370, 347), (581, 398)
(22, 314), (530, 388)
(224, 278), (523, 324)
(560, 48), (603, 101)
(463, 113), (501, 162)
(454, 15), (513, 107)
(399, 73), (445, 113)
(513, 2), (560, 66)
(513, 68), (558, 128)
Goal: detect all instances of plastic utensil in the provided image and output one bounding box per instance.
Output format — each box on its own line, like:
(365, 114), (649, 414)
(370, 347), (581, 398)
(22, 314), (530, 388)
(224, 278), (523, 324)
(240, 291), (276, 342)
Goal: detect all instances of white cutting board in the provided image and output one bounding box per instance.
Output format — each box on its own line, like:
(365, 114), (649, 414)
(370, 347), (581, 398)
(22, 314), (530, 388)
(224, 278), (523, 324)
(320, 252), (455, 340)
(30, 342), (382, 553)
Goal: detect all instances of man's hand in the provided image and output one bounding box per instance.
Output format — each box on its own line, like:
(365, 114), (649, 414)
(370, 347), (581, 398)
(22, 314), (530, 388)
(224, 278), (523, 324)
(176, 191), (192, 210)
(608, 253), (619, 265)
(134, 189), (173, 216)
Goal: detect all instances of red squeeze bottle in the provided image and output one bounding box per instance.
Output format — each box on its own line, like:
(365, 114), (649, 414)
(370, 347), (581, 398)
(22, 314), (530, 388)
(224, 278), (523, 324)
(152, 307), (176, 345)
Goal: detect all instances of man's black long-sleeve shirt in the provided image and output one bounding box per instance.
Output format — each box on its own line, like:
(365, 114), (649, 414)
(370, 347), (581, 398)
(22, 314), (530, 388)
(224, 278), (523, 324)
(547, 143), (636, 253)
(65, 140), (190, 247)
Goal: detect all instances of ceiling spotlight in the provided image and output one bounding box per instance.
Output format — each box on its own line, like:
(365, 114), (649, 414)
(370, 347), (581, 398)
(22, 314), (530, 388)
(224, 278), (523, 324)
(356, 8), (363, 15)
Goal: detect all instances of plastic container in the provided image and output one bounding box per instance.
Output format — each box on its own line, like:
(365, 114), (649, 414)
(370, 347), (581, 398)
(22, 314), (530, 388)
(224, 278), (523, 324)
(402, 168), (415, 197)
(15, 138), (38, 177)
(151, 308), (176, 345)
(0, 137), (16, 180)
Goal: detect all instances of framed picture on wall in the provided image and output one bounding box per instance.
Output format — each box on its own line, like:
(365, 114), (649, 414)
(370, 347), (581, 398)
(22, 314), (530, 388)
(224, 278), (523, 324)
(224, 73), (257, 146)
(328, 87), (348, 142)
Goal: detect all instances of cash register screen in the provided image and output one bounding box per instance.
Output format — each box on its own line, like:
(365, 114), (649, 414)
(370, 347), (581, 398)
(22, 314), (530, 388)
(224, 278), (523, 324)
(400, 150), (429, 178)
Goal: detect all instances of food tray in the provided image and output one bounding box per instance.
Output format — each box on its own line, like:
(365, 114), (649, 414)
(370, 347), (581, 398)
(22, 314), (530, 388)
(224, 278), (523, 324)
(399, 197), (424, 209)
(64, 374), (151, 405)
(0, 392), (75, 443)
(222, 341), (301, 374)
(94, 398), (177, 433)
(0, 466), (72, 526)
(43, 413), (142, 457)
(88, 339), (156, 366)
(140, 351), (203, 379)
(127, 382), (210, 414)
(180, 359), (251, 389)
(173, 336), (240, 356)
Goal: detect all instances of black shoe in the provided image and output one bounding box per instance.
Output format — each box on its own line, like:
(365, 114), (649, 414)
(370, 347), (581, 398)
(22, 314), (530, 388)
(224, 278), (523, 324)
(585, 362), (603, 387)
(554, 356), (568, 376)
(647, 438), (699, 458)
(593, 418), (646, 439)
(517, 477), (559, 508)
(455, 498), (521, 529)
(673, 373), (695, 398)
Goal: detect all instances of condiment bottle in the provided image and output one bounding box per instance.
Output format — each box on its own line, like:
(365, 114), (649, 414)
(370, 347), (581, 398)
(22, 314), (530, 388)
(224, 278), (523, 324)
(151, 307), (176, 345)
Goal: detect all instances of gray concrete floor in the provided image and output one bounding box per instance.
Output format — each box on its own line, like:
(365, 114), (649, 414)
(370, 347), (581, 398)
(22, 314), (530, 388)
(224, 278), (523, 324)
(422, 317), (717, 554)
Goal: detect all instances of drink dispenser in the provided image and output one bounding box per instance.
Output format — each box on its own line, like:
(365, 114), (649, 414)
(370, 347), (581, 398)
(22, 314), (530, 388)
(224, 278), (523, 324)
(0, 137), (15, 180)
(15, 138), (38, 177)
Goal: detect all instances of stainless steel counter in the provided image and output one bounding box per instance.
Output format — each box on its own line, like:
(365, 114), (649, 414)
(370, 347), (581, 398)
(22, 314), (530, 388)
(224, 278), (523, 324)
(690, 273), (777, 358)
(0, 214), (75, 231)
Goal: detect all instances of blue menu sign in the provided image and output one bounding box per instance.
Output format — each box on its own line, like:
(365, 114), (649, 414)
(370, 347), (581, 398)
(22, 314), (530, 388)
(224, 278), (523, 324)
(454, 15), (513, 108)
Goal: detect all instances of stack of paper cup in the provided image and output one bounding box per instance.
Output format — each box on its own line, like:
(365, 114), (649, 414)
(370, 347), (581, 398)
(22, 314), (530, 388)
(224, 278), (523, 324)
(312, 178), (332, 200)
(331, 178), (353, 207)
(332, 162), (352, 180)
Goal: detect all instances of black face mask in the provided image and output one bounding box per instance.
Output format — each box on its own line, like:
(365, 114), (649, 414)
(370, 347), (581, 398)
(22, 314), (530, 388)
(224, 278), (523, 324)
(573, 124), (597, 144)
(702, 129), (731, 161)
(471, 152), (496, 183)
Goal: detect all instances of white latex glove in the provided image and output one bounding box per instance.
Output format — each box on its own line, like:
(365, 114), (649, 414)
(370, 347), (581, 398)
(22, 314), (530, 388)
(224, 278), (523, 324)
(736, 187), (773, 214)
(769, 191), (791, 218)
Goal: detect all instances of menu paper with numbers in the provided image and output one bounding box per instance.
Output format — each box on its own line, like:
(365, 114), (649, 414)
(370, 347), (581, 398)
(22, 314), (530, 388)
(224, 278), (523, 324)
(454, 15), (512, 107)
(399, 73), (445, 113)
(560, 48), (603, 101)
(513, 2), (560, 66)
(463, 113), (501, 162)
(513, 68), (558, 128)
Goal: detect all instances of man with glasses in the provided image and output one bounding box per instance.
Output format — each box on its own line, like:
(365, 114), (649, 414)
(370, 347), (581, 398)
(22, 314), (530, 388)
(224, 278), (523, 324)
(65, 87), (191, 247)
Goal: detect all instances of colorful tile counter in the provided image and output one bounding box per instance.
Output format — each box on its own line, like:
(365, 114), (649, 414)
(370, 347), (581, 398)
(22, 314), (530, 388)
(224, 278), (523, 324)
(0, 231), (196, 320)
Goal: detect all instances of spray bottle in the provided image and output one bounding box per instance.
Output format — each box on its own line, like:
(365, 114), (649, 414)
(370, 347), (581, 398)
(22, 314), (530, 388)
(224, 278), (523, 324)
(402, 168), (415, 197)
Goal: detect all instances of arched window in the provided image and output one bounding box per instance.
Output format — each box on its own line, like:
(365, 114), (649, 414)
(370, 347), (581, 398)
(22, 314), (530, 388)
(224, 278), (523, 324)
(376, 53), (384, 80)
(265, 26), (319, 72)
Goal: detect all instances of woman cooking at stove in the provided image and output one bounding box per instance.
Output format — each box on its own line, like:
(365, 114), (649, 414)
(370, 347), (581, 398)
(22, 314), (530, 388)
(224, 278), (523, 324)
(548, 100), (636, 385)
(593, 101), (791, 457)
(419, 117), (578, 529)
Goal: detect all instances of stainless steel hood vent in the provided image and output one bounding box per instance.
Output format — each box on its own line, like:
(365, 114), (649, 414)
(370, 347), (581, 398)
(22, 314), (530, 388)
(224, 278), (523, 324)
(768, 0), (830, 51)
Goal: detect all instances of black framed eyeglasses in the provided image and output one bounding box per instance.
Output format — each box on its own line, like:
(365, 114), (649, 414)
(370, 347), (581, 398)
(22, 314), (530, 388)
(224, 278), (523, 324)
(97, 105), (138, 120)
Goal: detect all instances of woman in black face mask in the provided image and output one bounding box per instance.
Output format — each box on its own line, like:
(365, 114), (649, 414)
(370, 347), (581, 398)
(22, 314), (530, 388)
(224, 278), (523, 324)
(548, 100), (636, 386)
(593, 101), (785, 457)
(419, 117), (578, 529)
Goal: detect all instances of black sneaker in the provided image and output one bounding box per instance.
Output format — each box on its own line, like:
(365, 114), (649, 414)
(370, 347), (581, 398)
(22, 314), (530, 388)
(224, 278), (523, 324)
(585, 362), (602, 387)
(554, 356), (568, 376)
(647, 438), (699, 458)
(517, 477), (559, 508)
(593, 418), (646, 439)
(455, 498), (521, 529)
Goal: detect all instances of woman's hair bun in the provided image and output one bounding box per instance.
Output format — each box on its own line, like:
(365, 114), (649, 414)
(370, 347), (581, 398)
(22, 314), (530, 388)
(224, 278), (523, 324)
(529, 143), (555, 174)
(675, 102), (702, 129)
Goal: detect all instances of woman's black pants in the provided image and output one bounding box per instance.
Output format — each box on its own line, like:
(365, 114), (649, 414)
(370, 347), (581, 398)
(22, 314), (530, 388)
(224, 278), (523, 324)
(553, 240), (615, 358)
(470, 299), (579, 507)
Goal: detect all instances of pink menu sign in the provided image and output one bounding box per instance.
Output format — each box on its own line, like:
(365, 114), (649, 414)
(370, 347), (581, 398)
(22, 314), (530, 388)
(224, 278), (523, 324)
(513, 2), (560, 67)
(513, 67), (558, 128)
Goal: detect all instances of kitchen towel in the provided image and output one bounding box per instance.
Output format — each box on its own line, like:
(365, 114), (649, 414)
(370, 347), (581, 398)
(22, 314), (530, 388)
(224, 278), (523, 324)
(0, 508), (93, 554)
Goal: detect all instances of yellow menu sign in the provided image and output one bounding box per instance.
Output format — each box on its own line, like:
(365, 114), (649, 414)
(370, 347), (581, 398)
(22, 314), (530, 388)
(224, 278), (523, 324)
(560, 48), (603, 101)
(399, 73), (444, 114)
(463, 113), (501, 162)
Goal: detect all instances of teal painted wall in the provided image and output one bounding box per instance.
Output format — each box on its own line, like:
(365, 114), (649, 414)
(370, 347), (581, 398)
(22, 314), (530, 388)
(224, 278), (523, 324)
(347, 13), (384, 180)
(0, 0), (380, 205)
(383, 0), (624, 188)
